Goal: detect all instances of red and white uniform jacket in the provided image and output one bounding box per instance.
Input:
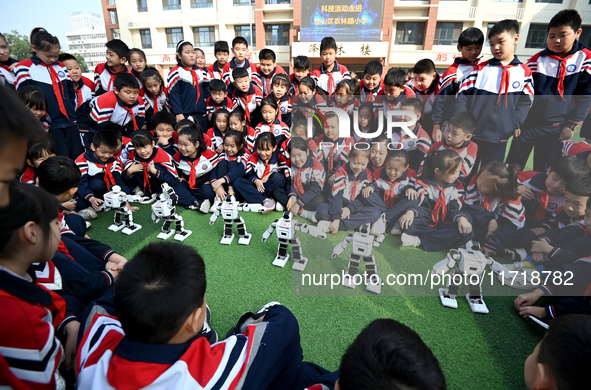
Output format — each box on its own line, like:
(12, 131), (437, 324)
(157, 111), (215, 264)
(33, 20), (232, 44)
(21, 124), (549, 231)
(407, 73), (440, 115)
(422, 139), (478, 178)
(370, 167), (417, 208)
(561, 140), (591, 158)
(141, 87), (170, 115)
(244, 151), (290, 182)
(379, 86), (416, 112)
(206, 96), (234, 122)
(231, 84), (263, 123)
(93, 62), (131, 96)
(518, 170), (563, 223)
(76, 151), (125, 200)
(310, 61), (351, 96)
(207, 61), (225, 80)
(206, 126), (227, 152)
(331, 164), (373, 207)
(254, 119), (290, 148)
(359, 78), (384, 102)
(174, 149), (221, 189)
(222, 58), (261, 91)
(74, 76), (95, 109)
(289, 156), (325, 208)
(90, 91), (146, 134)
(411, 177), (467, 225)
(0, 57), (18, 88)
(258, 64), (287, 97)
(316, 135), (353, 177)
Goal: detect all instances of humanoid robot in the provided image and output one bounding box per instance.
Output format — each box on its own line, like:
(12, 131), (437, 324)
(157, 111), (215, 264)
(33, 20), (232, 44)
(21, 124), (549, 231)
(331, 224), (385, 294)
(151, 183), (192, 241)
(209, 195), (266, 245)
(432, 241), (503, 314)
(261, 212), (327, 271)
(103, 185), (145, 235)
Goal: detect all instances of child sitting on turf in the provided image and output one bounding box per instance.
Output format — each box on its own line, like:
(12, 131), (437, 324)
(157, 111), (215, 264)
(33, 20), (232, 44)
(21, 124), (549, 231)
(399, 149), (472, 252)
(355, 102), (378, 143)
(390, 98), (432, 171)
(270, 74), (292, 127)
(205, 79), (233, 128)
(254, 96), (291, 149)
(316, 149), (381, 234)
(289, 55), (311, 95)
(20, 141), (56, 184)
(380, 68), (415, 112)
(231, 67), (263, 125)
(331, 79), (360, 115)
(257, 48), (287, 97)
(141, 67), (171, 130)
(228, 107), (256, 152)
(207, 108), (230, 154)
(288, 137), (325, 222)
(210, 130), (251, 200)
(152, 111), (178, 157)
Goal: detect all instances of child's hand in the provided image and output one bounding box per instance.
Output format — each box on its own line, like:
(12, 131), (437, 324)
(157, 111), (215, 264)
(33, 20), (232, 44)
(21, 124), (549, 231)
(341, 207), (351, 219)
(157, 136), (171, 146)
(559, 126), (574, 141)
(514, 288), (544, 310)
(216, 145), (224, 154)
(89, 196), (104, 210)
(107, 253), (128, 271)
(106, 264), (120, 280)
(458, 216), (472, 235)
(214, 186), (227, 200)
(486, 219), (498, 238)
(148, 162), (157, 175)
(532, 252), (546, 263)
(128, 162), (144, 174)
(406, 188), (418, 200)
(211, 178), (223, 191)
(531, 239), (553, 255)
(255, 179), (265, 193)
(176, 114), (185, 122)
(517, 305), (547, 319)
(62, 199), (77, 211)
(517, 184), (535, 200)
(530, 227), (547, 237)
(9, 63), (17, 72)
(514, 128), (521, 137)
(126, 201), (139, 212)
(63, 320), (80, 369)
(261, 173), (271, 183)
(398, 210), (414, 230)
(362, 186), (374, 198)
(329, 219), (340, 234)
(432, 125), (442, 143)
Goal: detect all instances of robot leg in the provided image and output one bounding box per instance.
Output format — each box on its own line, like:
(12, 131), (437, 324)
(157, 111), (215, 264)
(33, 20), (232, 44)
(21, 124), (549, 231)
(291, 237), (308, 271)
(220, 220), (235, 245)
(156, 218), (175, 240)
(466, 278), (489, 314)
(236, 217), (252, 245)
(363, 255), (381, 294)
(122, 210), (142, 235)
(272, 239), (290, 268)
(439, 271), (461, 309)
(342, 254), (361, 289)
(173, 215), (192, 242)
(108, 210), (125, 232)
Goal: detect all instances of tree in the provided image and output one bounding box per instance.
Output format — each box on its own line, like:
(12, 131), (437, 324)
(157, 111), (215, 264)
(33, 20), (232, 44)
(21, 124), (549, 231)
(2, 30), (31, 61)
(69, 52), (89, 73)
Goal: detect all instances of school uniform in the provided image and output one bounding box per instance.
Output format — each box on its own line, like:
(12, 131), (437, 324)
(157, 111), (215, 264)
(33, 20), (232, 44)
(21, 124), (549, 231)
(508, 41), (591, 170)
(316, 135), (353, 181)
(142, 87), (171, 130)
(15, 55), (82, 159)
(174, 149), (221, 203)
(254, 118), (291, 149)
(124, 146), (183, 199)
(537, 223), (591, 272)
(288, 73), (307, 95)
(19, 166), (37, 184)
(206, 126), (227, 152)
(359, 78), (384, 102)
(206, 61), (225, 81)
(378, 86), (416, 113)
(213, 147), (251, 186)
(233, 151), (289, 205)
(423, 139), (478, 179)
(403, 177), (471, 252)
(222, 58), (261, 95)
(456, 57), (534, 166)
(231, 83), (263, 125)
(0, 57), (17, 88)
(316, 164), (382, 231)
(543, 207), (585, 232)
(258, 64), (287, 97)
(407, 73), (440, 135)
(130, 69), (144, 95)
(89, 90), (146, 138)
(390, 123), (432, 171)
(238, 124), (257, 153)
(561, 140), (591, 158)
(93, 62), (131, 96)
(76, 151), (128, 208)
(330, 96), (360, 116)
(365, 168), (417, 226)
(518, 170), (563, 227)
(205, 96), (233, 127)
(289, 155), (325, 212)
(277, 94), (292, 127)
(167, 62), (210, 131)
(74, 76), (95, 109)
(310, 61), (351, 96)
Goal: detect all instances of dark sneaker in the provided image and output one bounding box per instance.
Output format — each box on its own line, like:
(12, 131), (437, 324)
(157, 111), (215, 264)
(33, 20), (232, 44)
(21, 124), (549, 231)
(226, 301), (281, 338)
(200, 305), (218, 344)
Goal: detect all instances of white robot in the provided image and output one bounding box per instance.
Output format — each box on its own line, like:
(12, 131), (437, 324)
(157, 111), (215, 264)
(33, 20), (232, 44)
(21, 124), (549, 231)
(209, 195), (266, 245)
(103, 185), (145, 235)
(261, 212), (327, 271)
(151, 183), (192, 242)
(332, 224), (385, 294)
(432, 241), (503, 314)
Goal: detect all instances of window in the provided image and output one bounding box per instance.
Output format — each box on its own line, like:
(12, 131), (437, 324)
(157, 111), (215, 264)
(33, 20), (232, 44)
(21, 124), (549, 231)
(109, 10), (118, 25)
(525, 24), (546, 49)
(108, 0), (116, 5)
(493, 0), (522, 2)
(234, 25), (256, 46)
(433, 22), (462, 46)
(580, 26), (591, 47)
(163, 0), (181, 10)
(194, 26), (215, 47)
(265, 24), (290, 45)
(395, 22), (425, 45)
(137, 0), (148, 12)
(234, 0), (255, 5)
(535, 0), (561, 2)
(265, 0), (290, 3)
(166, 28), (184, 48)
(111, 29), (121, 39)
(191, 0), (213, 7)
(140, 29), (152, 49)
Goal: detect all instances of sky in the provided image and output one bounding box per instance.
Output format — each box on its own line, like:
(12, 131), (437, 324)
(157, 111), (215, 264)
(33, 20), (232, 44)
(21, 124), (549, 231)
(1, 0), (104, 48)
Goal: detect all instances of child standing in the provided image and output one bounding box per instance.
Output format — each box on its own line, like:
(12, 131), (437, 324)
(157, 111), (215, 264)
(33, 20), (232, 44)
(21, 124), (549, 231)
(207, 40), (230, 80)
(141, 67), (170, 130)
(258, 48), (287, 97)
(254, 96), (291, 148)
(59, 53), (94, 110)
(310, 36), (351, 96)
(398, 149), (472, 251)
(207, 108), (230, 153)
(289, 55), (311, 95)
(128, 48), (147, 93)
(167, 40), (211, 132)
(15, 28), (82, 159)
(222, 36), (261, 94)
(94, 39), (131, 96)
(288, 137), (325, 221)
(0, 33), (17, 88)
(407, 59), (439, 136)
(210, 130), (251, 199)
(231, 67), (263, 125)
(381, 68), (415, 112)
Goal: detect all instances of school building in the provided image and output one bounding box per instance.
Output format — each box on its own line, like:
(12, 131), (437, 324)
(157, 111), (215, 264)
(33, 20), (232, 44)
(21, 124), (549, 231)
(101, 0), (591, 75)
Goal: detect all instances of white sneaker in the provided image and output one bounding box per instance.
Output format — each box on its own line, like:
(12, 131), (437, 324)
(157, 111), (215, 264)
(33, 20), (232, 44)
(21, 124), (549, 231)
(133, 186), (145, 197)
(199, 199), (211, 214)
(275, 202), (284, 212)
(503, 261), (533, 272)
(262, 198), (276, 215)
(79, 207), (98, 220)
(370, 213), (386, 235)
(85, 221), (92, 229)
(400, 233), (421, 247)
(300, 210), (317, 223)
(316, 220), (331, 233)
(390, 224), (402, 235)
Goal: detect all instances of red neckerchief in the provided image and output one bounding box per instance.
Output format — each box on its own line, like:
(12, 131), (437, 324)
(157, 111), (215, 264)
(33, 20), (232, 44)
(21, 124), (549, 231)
(186, 156), (201, 189)
(535, 191), (550, 221)
(261, 69), (275, 96)
(261, 160), (271, 179)
(481, 193), (494, 211)
(430, 185), (448, 227)
(139, 161), (152, 193)
(181, 65), (201, 105)
(294, 165), (305, 195)
(122, 105), (139, 131)
(106, 65), (127, 91)
(147, 89), (162, 113)
(95, 161), (116, 188)
(39, 62), (69, 119)
(237, 91), (253, 123)
(548, 54), (568, 100)
(322, 62), (339, 95)
(74, 86), (84, 109)
(496, 63), (512, 108)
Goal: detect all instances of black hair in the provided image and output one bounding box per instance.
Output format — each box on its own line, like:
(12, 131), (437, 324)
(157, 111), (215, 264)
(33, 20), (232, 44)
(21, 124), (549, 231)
(420, 149), (462, 181)
(488, 19), (520, 39)
(176, 40), (194, 63)
(290, 136), (309, 153)
(0, 183), (60, 255)
(324, 111), (339, 122)
(114, 242), (207, 344)
(209, 79), (227, 93)
(348, 148), (371, 161)
(30, 28), (60, 52)
(114, 73), (140, 90)
(104, 125), (123, 141)
(412, 59), (436, 75)
(106, 39), (130, 62)
(320, 36), (337, 53)
(384, 68), (407, 88)
(565, 175), (591, 198)
(229, 106), (246, 124)
(232, 36), (248, 48)
(548, 9), (582, 32)
(458, 27), (485, 47)
(338, 319), (446, 390)
(364, 60), (383, 77)
(336, 79), (359, 95)
(27, 142), (55, 163)
(358, 102), (376, 130)
(194, 47), (205, 57)
(294, 55), (311, 70)
(151, 111), (176, 130)
(0, 85), (47, 146)
(298, 76), (316, 92)
(400, 97), (423, 114)
(232, 67), (249, 81)
(260, 96), (278, 111)
(385, 149), (410, 167)
(57, 53), (77, 63)
(129, 48), (147, 62)
(256, 132), (277, 151)
(17, 85), (47, 111)
(213, 108), (230, 126)
(92, 128), (119, 150)
(537, 314), (591, 390)
(224, 129), (244, 149)
(131, 130), (155, 148)
(214, 40), (229, 54)
(271, 74), (291, 90)
(478, 162), (521, 200)
(37, 156), (81, 195)
(141, 67), (164, 93)
(259, 48), (276, 62)
(550, 156), (590, 184)
(178, 123), (207, 153)
(449, 111), (477, 135)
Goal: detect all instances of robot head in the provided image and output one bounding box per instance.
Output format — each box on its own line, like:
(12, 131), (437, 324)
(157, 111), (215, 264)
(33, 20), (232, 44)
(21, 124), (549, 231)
(111, 185), (121, 193)
(359, 224), (370, 235)
(282, 211), (291, 220)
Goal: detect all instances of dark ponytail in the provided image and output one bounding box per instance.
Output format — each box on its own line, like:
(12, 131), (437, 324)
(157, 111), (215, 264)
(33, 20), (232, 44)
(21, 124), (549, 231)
(30, 27), (60, 52)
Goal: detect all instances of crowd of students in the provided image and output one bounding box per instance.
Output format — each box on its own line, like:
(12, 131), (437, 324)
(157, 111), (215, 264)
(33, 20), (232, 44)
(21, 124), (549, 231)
(1, 6), (591, 389)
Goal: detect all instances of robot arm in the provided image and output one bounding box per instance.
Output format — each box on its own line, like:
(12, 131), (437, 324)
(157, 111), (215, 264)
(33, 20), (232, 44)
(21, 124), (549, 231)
(432, 249), (459, 275)
(295, 222), (327, 240)
(261, 220), (278, 242)
(372, 233), (386, 247)
(126, 194), (147, 203)
(151, 208), (160, 224)
(332, 233), (353, 258)
(209, 199), (222, 225)
(239, 203), (267, 213)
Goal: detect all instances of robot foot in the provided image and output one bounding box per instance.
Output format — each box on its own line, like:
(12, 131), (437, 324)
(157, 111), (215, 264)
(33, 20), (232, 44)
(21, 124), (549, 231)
(439, 288), (458, 309)
(108, 224), (125, 232)
(238, 233), (252, 245)
(291, 257), (309, 271)
(174, 230), (192, 242)
(272, 254), (289, 268)
(365, 276), (382, 294)
(157, 230), (175, 240)
(466, 293), (489, 314)
(122, 224), (142, 235)
(220, 234), (235, 245)
(342, 275), (356, 289)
